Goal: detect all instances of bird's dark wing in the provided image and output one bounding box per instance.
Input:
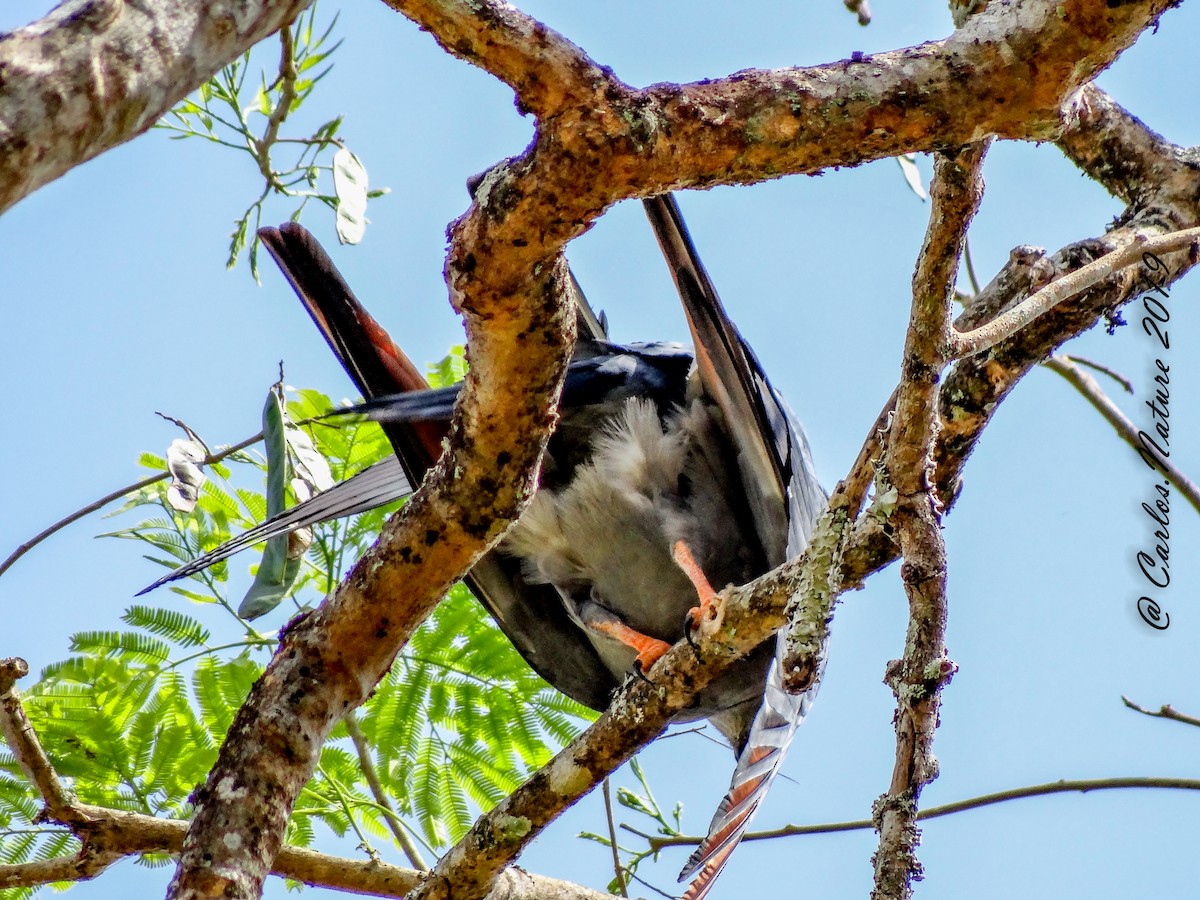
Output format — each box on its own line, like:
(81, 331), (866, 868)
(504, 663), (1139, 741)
(258, 223), (443, 485)
(142, 224), (622, 710)
(642, 196), (826, 565)
(641, 196), (827, 900)
(348, 341), (692, 428)
(137, 457), (412, 596)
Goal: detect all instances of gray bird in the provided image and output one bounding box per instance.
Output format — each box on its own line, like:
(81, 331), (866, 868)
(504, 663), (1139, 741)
(140, 195), (827, 900)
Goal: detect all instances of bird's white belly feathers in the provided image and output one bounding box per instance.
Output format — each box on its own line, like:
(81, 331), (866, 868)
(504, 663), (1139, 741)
(502, 397), (772, 743)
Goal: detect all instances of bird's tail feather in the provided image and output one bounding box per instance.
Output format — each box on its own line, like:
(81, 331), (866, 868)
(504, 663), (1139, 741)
(679, 647), (826, 900)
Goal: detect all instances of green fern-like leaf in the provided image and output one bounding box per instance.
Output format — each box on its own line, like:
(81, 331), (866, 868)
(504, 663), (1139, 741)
(234, 488), (269, 523)
(15, 371), (601, 874)
(69, 631), (171, 666)
(121, 606), (211, 648)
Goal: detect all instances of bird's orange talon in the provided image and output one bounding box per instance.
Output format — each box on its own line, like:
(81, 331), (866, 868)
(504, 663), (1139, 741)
(635, 640), (671, 671)
(631, 658), (654, 684)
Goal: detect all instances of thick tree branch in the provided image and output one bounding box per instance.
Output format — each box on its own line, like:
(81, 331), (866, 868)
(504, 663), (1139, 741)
(781, 388), (893, 688)
(168, 254), (578, 898)
(0, 805), (615, 900)
(0, 0), (314, 213)
(385, 0), (1176, 257)
(1059, 84), (1200, 210)
(379, 0), (615, 118)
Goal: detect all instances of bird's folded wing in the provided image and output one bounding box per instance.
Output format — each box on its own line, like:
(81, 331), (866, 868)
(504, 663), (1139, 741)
(642, 196), (828, 900)
(642, 196), (795, 566)
(678, 647), (827, 900)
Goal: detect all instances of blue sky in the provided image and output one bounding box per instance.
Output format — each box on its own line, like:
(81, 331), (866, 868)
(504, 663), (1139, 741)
(2, 2), (1198, 898)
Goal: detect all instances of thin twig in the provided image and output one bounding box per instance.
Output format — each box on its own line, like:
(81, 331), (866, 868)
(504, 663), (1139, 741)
(626, 870), (679, 900)
(344, 712), (429, 870)
(0, 432), (263, 579)
(155, 412), (209, 454)
(962, 235), (982, 297)
(601, 778), (628, 897)
(1043, 355), (1200, 515)
(1121, 696), (1200, 728)
(950, 226), (1200, 358)
(644, 777), (1200, 848)
(252, 24), (300, 191)
(1, 405), (341, 580)
(845, 388), (898, 512)
(313, 763), (380, 861)
(1058, 354), (1134, 393)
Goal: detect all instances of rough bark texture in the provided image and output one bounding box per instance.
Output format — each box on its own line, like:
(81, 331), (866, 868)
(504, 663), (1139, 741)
(869, 144), (985, 900)
(166, 256), (578, 898)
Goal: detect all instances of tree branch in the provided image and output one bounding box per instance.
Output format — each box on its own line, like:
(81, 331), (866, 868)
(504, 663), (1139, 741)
(949, 226), (1200, 358)
(1059, 83), (1200, 210)
(0, 0), (314, 214)
(1044, 355), (1200, 515)
(781, 387), (893, 688)
(388, 0), (1176, 223)
(1056, 353), (1135, 393)
(1121, 696), (1200, 729)
(344, 712), (429, 870)
(644, 777), (1200, 848)
(601, 779), (628, 898)
(0, 431), (265, 579)
(168, 251), (578, 898)
(870, 142), (985, 900)
(0, 659), (77, 822)
(380, 0), (614, 118)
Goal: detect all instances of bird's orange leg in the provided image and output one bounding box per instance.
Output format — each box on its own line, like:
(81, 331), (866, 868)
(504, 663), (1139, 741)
(673, 540), (724, 638)
(587, 620), (672, 674)
(585, 540), (723, 676)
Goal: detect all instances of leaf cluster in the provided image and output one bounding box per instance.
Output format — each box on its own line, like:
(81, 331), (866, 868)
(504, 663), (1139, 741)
(0, 356), (593, 891)
(156, 4), (387, 276)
